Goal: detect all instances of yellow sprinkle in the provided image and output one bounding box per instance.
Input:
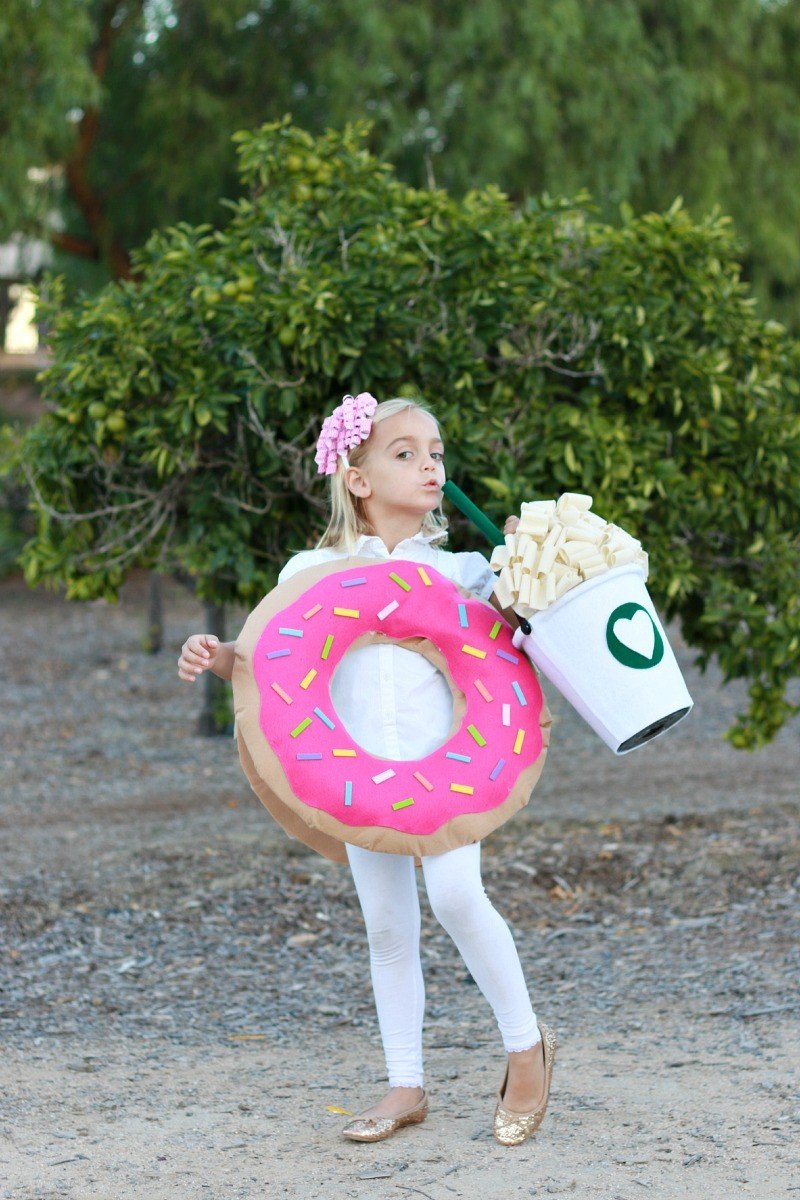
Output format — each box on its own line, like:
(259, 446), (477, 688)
(333, 607), (360, 618)
(332, 749), (357, 757)
(417, 566), (432, 586)
(513, 728), (526, 754)
(450, 783), (475, 795)
(300, 668), (317, 690)
(462, 644), (487, 659)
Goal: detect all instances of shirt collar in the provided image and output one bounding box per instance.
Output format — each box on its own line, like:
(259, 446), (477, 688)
(353, 528), (442, 555)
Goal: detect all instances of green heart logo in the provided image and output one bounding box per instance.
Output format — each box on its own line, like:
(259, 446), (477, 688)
(606, 602), (664, 669)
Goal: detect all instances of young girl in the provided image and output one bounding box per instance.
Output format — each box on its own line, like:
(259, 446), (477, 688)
(177, 393), (556, 1146)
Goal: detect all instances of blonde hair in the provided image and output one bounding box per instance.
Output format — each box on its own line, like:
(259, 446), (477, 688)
(314, 397), (450, 553)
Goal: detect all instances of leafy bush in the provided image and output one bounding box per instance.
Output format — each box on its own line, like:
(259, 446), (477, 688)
(18, 116), (800, 747)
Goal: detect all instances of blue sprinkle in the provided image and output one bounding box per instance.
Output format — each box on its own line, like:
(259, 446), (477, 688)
(313, 706), (336, 730)
(446, 752), (472, 763)
(278, 627), (304, 638)
(267, 648), (291, 659)
(490, 758), (506, 781)
(340, 576), (368, 587)
(344, 780), (353, 807)
(296, 752), (323, 760)
(458, 603), (469, 628)
(512, 680), (528, 706)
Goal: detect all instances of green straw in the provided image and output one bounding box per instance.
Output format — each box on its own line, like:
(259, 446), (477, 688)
(442, 479), (531, 632)
(442, 480), (505, 547)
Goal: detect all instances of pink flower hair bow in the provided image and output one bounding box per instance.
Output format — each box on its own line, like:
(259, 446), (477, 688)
(315, 392), (378, 475)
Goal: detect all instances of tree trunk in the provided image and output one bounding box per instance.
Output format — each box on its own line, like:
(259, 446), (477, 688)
(197, 599), (229, 736)
(143, 572), (163, 653)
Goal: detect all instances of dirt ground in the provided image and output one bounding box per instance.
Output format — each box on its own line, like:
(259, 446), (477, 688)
(1, 568), (798, 1199)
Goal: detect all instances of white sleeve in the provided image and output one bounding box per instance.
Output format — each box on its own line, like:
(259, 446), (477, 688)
(277, 550), (319, 585)
(455, 550), (497, 601)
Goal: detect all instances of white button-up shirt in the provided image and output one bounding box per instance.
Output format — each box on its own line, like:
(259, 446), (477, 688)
(277, 531), (496, 761)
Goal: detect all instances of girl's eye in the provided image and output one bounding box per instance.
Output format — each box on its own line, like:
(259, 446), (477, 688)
(397, 450), (445, 460)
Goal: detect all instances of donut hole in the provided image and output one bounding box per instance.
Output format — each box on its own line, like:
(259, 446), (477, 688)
(329, 635), (462, 761)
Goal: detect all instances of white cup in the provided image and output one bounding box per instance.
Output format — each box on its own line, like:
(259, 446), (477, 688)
(522, 563), (693, 754)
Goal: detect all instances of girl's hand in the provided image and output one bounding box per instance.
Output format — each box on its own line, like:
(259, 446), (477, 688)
(178, 633), (220, 683)
(503, 514), (520, 536)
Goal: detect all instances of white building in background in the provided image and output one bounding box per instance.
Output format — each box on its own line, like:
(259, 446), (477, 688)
(0, 235), (54, 354)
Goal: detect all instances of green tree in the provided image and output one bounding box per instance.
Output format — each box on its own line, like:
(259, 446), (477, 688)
(15, 117), (800, 748)
(4, 1), (800, 331)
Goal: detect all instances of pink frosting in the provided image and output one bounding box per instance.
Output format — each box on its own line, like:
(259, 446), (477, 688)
(252, 560), (546, 835)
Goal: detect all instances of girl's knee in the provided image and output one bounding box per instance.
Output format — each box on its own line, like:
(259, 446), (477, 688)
(428, 881), (491, 932)
(362, 907), (420, 959)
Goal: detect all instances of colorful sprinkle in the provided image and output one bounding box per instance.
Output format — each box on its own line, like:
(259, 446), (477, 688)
(290, 717), (312, 738)
(489, 620), (502, 640)
(278, 627), (303, 638)
(297, 752), (323, 760)
(389, 571), (411, 591)
(377, 600), (399, 621)
(497, 649), (519, 664)
(372, 768), (396, 784)
(490, 758), (506, 780)
(502, 703), (511, 727)
(512, 681), (528, 706)
(513, 729), (526, 754)
(303, 603), (322, 619)
(270, 682), (293, 705)
(450, 783), (475, 795)
(474, 679), (493, 703)
(266, 648), (291, 659)
(300, 668), (317, 690)
(332, 748), (357, 757)
(344, 780), (353, 807)
(313, 706), (335, 729)
(392, 797), (414, 810)
(467, 723), (486, 747)
(462, 644), (487, 659)
(413, 771), (434, 791)
(458, 603), (469, 628)
(321, 634), (334, 660)
(417, 566), (432, 586)
(333, 607), (360, 618)
(340, 576), (367, 587)
(446, 752), (472, 763)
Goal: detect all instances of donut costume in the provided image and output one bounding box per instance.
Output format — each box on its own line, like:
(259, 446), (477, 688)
(232, 555), (552, 865)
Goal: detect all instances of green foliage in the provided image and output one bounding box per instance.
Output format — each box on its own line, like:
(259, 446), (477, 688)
(0, 422), (32, 576)
(7, 1), (800, 332)
(20, 117), (800, 748)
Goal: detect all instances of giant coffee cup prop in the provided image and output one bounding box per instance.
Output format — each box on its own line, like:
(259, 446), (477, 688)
(444, 483), (693, 755)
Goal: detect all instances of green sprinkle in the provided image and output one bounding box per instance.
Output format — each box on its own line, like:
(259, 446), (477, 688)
(392, 797), (415, 810)
(467, 723), (486, 747)
(321, 634), (334, 660)
(290, 717), (312, 738)
(489, 620), (502, 640)
(389, 571), (411, 591)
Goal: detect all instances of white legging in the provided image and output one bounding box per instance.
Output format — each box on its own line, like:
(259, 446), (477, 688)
(345, 840), (540, 1088)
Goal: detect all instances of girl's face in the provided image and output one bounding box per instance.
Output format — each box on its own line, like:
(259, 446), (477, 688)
(348, 408), (446, 519)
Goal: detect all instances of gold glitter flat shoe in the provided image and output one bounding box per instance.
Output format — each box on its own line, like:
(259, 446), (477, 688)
(341, 1090), (429, 1142)
(493, 1023), (557, 1147)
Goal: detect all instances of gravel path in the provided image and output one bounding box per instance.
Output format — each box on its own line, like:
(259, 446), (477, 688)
(1, 569), (798, 1198)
